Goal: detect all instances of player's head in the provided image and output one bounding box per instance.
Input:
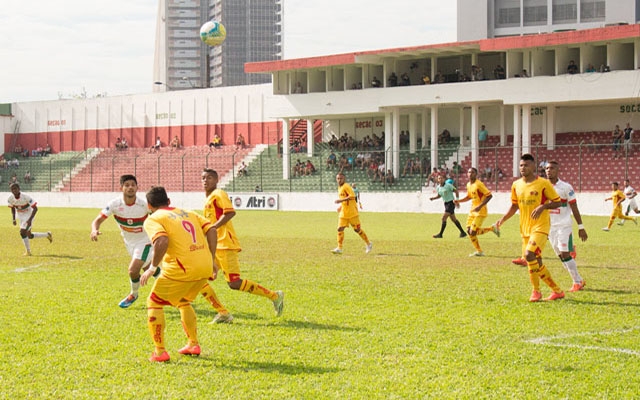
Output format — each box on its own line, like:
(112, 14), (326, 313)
(146, 186), (170, 210)
(9, 182), (20, 195)
(624, 179), (630, 186)
(612, 181), (619, 189)
(202, 168), (219, 194)
(545, 161), (559, 180)
(467, 167), (478, 181)
(119, 174), (138, 197)
(120, 174), (137, 187)
(336, 172), (346, 186)
(519, 153), (536, 177)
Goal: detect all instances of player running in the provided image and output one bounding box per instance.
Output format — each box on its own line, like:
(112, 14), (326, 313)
(332, 172), (373, 254)
(455, 167), (500, 256)
(8, 182), (52, 256)
(545, 161), (588, 292)
(618, 179), (640, 226)
(603, 181), (637, 231)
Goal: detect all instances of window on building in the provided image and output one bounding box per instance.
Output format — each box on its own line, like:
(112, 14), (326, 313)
(580, 0), (605, 22)
(553, 0), (577, 24)
(524, 0), (548, 26)
(495, 0), (521, 28)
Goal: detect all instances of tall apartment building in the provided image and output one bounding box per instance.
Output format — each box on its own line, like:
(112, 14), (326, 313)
(153, 0), (283, 92)
(457, 0), (640, 40)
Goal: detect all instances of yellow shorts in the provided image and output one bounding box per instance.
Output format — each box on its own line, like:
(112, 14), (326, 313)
(215, 249), (241, 283)
(524, 232), (548, 257)
(466, 214), (486, 231)
(338, 216), (362, 230)
(148, 276), (208, 307)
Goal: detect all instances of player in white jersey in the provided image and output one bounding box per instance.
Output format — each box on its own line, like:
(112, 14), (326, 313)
(619, 179), (640, 226)
(8, 183), (52, 256)
(545, 161), (588, 292)
(91, 175), (157, 308)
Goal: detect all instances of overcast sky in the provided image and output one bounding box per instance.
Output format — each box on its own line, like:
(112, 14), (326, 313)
(0, 0), (457, 103)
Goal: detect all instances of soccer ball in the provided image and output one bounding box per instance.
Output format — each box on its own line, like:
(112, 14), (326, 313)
(200, 20), (226, 46)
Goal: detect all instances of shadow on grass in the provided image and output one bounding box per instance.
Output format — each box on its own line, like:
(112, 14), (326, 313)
(185, 357), (343, 375)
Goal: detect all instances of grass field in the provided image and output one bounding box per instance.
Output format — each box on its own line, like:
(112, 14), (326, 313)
(1, 208), (639, 399)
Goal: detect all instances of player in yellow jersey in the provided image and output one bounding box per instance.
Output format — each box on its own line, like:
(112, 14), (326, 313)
(201, 169), (284, 317)
(455, 167), (500, 257)
(331, 172), (373, 254)
(495, 154), (564, 302)
(603, 181), (637, 231)
(140, 186), (218, 362)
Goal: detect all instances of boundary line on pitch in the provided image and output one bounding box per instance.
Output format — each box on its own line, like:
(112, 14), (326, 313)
(525, 327), (640, 357)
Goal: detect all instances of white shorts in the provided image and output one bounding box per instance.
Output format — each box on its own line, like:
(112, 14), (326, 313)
(548, 225), (574, 255)
(125, 240), (153, 267)
(15, 211), (34, 230)
(626, 198), (638, 211)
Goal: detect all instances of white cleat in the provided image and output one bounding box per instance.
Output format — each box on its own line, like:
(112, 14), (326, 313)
(601, 227), (610, 232)
(365, 242), (373, 254)
(469, 251), (485, 257)
(331, 247), (343, 254)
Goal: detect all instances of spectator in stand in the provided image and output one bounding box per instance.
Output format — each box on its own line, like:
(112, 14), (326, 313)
(150, 136), (162, 153)
(9, 173), (18, 185)
(483, 164), (493, 180)
(623, 122), (633, 156)
(439, 129), (451, 145)
(294, 82), (303, 93)
(400, 72), (410, 86)
(237, 161), (248, 177)
(612, 124), (624, 158)
(384, 169), (394, 186)
(422, 74), (431, 85)
(567, 60), (579, 74)
(170, 135), (181, 151)
(43, 143), (52, 156)
(14, 143), (23, 154)
(254, 185), (263, 192)
(451, 161), (463, 176)
(22, 147), (29, 158)
(305, 159), (316, 175)
(326, 151), (337, 170)
(586, 63), (596, 72)
(115, 137), (122, 149)
(235, 134), (246, 150)
(208, 133), (222, 151)
(371, 77), (381, 88)
(495, 166), (504, 180)
(0, 155), (6, 169)
(434, 71), (445, 83)
(478, 124), (488, 155)
(493, 65), (506, 79)
(120, 138), (128, 149)
(401, 157), (414, 177)
(24, 171), (32, 183)
(388, 72), (398, 87)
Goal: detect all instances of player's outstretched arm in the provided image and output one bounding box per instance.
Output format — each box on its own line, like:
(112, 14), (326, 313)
(90, 214), (107, 241)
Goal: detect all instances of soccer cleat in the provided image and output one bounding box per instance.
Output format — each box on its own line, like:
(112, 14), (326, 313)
(211, 312), (234, 324)
(118, 294), (138, 308)
(331, 247), (343, 254)
(491, 224), (500, 237)
(46, 231), (53, 243)
(545, 291), (565, 301)
(23, 251), (32, 256)
(432, 234), (443, 238)
(569, 281), (586, 292)
(617, 221), (625, 226)
(512, 257), (527, 266)
(365, 242), (373, 254)
(178, 344), (201, 356)
(601, 227), (610, 232)
(529, 290), (542, 302)
(149, 351), (170, 363)
(469, 251), (485, 257)
(272, 290), (284, 317)
(459, 232), (467, 238)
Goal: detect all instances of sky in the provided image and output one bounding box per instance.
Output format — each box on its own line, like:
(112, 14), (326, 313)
(0, 0), (457, 103)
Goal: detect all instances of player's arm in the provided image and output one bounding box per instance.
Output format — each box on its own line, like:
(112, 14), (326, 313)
(205, 226), (218, 278)
(496, 203), (518, 227)
(27, 204), (38, 225)
(10, 207), (16, 225)
(531, 199), (560, 219)
(90, 214), (108, 241)
(629, 191), (637, 200)
(455, 195), (471, 204)
(569, 201), (588, 242)
(429, 193), (441, 201)
(140, 235), (168, 286)
(471, 193), (493, 213)
(213, 210), (235, 229)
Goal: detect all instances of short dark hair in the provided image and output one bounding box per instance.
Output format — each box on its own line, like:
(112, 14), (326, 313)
(9, 182), (20, 190)
(146, 186), (169, 208)
(202, 168), (218, 178)
(613, 181), (619, 187)
(468, 167), (478, 174)
(521, 153), (535, 162)
(120, 174), (137, 186)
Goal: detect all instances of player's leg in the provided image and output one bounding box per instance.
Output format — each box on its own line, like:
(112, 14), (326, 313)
(119, 243), (154, 308)
(433, 212), (448, 238)
(467, 214), (483, 255)
(351, 216), (372, 253)
(199, 281), (233, 323)
(147, 277), (170, 362)
(220, 250), (284, 316)
(448, 212), (466, 237)
(333, 218), (347, 253)
(528, 233), (563, 300)
(177, 280), (208, 356)
(18, 217), (32, 255)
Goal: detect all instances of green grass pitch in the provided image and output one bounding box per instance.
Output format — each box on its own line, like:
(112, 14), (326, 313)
(0, 208), (639, 399)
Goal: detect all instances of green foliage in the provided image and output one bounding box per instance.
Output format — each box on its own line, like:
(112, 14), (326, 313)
(0, 209), (639, 399)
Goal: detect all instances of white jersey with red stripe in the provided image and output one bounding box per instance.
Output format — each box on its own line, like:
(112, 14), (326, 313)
(8, 192), (36, 220)
(100, 196), (150, 245)
(549, 179), (576, 228)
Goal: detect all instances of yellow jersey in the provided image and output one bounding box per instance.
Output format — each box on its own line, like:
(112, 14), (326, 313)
(338, 182), (359, 219)
(511, 177), (560, 236)
(143, 207), (215, 282)
(611, 189), (625, 211)
(203, 188), (241, 251)
(467, 179), (491, 216)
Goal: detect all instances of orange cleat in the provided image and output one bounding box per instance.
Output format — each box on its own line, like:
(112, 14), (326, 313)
(529, 290), (542, 302)
(512, 257), (527, 266)
(149, 351), (170, 362)
(569, 281), (585, 292)
(178, 344), (201, 356)
(545, 291), (565, 301)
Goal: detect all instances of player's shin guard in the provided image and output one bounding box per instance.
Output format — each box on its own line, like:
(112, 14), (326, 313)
(131, 278), (140, 297)
(357, 229), (370, 244)
(562, 257), (582, 284)
(147, 307), (166, 354)
(239, 279), (277, 300)
(200, 283), (229, 314)
(538, 264), (561, 292)
(22, 237), (31, 252)
(527, 259), (541, 291)
(337, 231), (345, 248)
(608, 216), (615, 229)
(470, 235), (482, 252)
(178, 304), (198, 347)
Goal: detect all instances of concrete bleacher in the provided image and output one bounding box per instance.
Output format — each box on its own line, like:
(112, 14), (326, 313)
(1, 151), (85, 191)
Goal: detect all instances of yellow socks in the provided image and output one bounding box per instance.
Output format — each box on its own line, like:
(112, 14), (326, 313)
(147, 307), (166, 354)
(178, 304), (198, 346)
(200, 283), (229, 314)
(240, 279), (277, 300)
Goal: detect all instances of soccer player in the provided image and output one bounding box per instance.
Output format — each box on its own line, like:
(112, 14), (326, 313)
(7, 182), (52, 256)
(545, 161), (588, 292)
(139, 186), (217, 362)
(454, 167), (500, 256)
(495, 154), (564, 302)
(91, 175), (231, 320)
(618, 179), (640, 226)
(603, 181), (637, 231)
(430, 174), (467, 239)
(331, 172), (373, 254)
(201, 169), (284, 316)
